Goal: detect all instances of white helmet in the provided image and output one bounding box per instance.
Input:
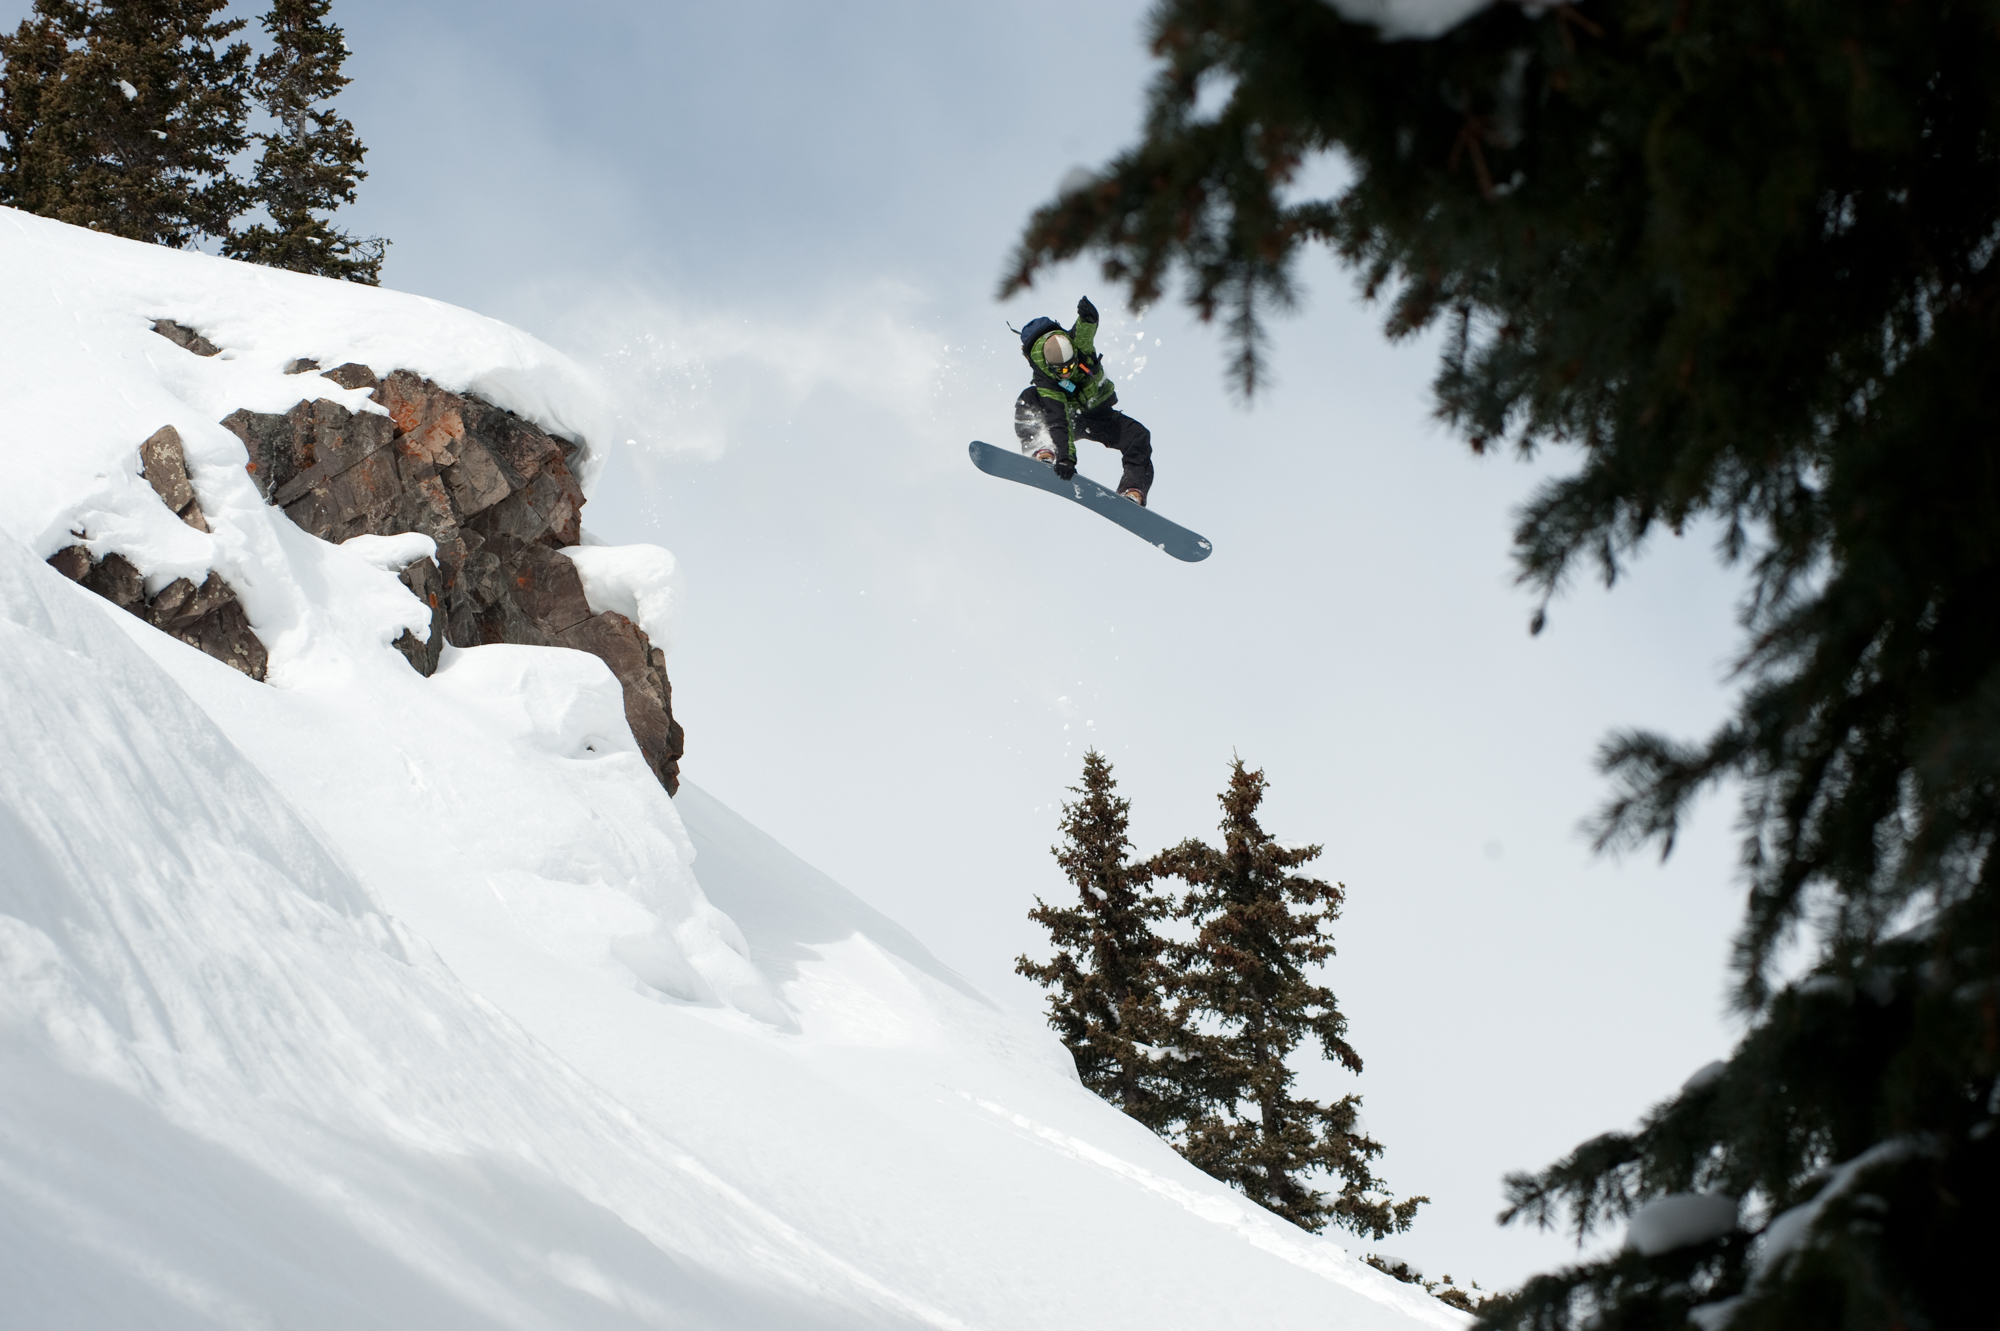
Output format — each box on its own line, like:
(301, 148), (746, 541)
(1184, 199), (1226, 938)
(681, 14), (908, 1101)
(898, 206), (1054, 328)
(1042, 331), (1075, 366)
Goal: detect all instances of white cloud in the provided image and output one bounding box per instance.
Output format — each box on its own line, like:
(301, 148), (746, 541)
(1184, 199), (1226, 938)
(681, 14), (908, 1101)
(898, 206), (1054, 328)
(518, 281), (958, 461)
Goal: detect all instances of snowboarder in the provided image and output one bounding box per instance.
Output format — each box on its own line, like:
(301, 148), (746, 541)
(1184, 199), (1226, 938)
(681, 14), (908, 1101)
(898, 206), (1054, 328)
(1013, 297), (1153, 505)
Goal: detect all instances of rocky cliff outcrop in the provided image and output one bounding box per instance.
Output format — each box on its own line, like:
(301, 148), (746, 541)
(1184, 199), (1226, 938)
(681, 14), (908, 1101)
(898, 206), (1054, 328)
(222, 360), (684, 794)
(48, 425), (269, 681)
(48, 320), (684, 795)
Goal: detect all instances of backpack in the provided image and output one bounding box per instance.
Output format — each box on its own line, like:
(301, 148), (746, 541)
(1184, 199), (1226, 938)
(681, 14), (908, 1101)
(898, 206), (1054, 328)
(1016, 316), (1060, 355)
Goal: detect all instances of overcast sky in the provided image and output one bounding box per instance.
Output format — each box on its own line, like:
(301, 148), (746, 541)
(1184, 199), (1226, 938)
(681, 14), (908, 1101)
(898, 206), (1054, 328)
(8, 0), (1764, 1291)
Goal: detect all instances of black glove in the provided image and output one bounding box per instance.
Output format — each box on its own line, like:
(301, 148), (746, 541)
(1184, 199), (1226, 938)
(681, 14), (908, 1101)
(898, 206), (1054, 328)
(1054, 457), (1076, 480)
(1076, 296), (1098, 324)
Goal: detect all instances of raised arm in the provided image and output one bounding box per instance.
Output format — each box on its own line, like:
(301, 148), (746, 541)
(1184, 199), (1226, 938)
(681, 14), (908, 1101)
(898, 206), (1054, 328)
(1072, 296), (1100, 355)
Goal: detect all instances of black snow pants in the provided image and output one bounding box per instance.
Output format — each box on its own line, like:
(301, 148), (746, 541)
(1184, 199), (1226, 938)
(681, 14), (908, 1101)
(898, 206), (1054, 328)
(1013, 388), (1155, 501)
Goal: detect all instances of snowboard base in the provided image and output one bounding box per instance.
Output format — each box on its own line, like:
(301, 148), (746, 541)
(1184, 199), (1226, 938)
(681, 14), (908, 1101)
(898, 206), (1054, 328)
(968, 441), (1213, 563)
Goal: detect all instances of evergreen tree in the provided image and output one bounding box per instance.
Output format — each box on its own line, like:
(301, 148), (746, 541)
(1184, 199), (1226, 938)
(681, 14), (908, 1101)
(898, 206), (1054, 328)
(0, 0), (250, 245)
(1017, 749), (1195, 1134)
(223, 0), (382, 283)
(1154, 758), (1423, 1239)
(1005, 2), (2000, 1325)
(0, 13), (63, 205)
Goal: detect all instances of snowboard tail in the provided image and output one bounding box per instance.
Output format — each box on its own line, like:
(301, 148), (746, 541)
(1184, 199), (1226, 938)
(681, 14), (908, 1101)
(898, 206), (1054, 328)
(967, 441), (1213, 563)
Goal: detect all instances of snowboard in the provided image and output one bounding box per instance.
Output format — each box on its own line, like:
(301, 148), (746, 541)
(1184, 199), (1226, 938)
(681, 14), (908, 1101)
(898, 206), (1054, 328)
(967, 440), (1213, 563)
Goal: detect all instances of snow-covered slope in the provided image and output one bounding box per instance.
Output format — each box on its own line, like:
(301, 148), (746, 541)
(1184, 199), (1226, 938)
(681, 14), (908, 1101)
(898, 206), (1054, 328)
(0, 208), (1461, 1330)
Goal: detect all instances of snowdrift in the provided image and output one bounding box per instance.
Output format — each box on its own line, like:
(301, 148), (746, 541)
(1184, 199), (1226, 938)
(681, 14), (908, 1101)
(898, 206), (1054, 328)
(0, 207), (1461, 1330)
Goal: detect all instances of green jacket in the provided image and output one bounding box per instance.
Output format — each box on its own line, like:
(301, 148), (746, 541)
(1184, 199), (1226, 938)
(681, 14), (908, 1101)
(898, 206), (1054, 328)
(1024, 316), (1118, 462)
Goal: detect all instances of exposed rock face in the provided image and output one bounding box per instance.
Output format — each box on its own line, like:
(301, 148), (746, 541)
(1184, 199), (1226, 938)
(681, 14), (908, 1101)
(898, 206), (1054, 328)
(60, 327), (685, 793)
(152, 319), (220, 357)
(221, 364), (684, 794)
(47, 426), (266, 680)
(138, 425), (210, 532)
(48, 548), (269, 680)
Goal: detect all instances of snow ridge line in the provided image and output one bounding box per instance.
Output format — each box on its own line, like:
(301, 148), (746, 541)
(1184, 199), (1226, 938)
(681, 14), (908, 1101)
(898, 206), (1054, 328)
(658, 1150), (979, 1331)
(955, 1093), (1468, 1329)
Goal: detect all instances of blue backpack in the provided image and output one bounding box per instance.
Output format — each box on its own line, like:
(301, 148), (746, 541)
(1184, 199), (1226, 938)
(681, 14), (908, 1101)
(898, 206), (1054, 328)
(1016, 316), (1060, 354)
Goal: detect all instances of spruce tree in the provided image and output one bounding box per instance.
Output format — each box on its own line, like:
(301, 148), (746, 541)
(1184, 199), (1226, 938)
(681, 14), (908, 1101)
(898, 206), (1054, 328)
(223, 0), (382, 283)
(1005, 2), (2000, 1324)
(1017, 749), (1195, 1134)
(0, 13), (63, 205)
(1154, 758), (1423, 1238)
(0, 0), (250, 245)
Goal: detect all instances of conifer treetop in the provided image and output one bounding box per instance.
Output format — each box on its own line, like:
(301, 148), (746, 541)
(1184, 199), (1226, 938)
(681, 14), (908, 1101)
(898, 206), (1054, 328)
(223, 0), (383, 282)
(1156, 757), (1422, 1239)
(0, 0), (251, 246)
(1017, 749), (1197, 1136)
(1160, 758), (1358, 1075)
